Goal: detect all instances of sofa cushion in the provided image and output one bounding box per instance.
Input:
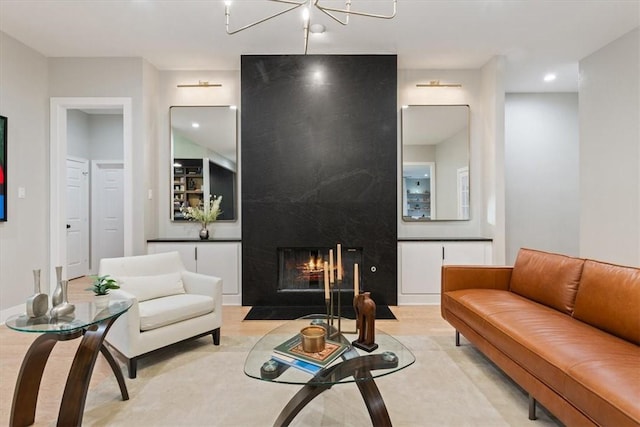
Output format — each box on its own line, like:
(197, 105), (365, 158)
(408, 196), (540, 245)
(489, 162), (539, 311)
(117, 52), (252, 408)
(138, 294), (215, 331)
(573, 260), (640, 345)
(117, 272), (185, 302)
(565, 352), (640, 427)
(509, 248), (584, 314)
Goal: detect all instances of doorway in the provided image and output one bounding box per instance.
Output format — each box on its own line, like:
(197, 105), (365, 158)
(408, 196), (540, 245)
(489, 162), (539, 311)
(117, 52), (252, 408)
(50, 97), (133, 292)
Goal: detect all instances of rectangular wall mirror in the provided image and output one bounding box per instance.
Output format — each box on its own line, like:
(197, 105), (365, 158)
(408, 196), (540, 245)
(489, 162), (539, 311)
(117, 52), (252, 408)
(401, 105), (470, 221)
(170, 106), (237, 221)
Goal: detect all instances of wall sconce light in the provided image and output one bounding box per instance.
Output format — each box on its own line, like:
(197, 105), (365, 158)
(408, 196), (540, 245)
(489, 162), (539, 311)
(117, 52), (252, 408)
(177, 81), (222, 88)
(416, 80), (462, 88)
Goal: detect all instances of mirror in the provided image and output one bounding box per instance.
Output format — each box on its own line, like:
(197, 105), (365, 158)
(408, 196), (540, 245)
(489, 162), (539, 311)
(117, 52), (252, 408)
(401, 105), (470, 221)
(170, 106), (237, 221)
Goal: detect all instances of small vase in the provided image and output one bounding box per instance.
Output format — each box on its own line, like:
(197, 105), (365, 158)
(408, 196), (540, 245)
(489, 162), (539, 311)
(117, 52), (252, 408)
(50, 280), (75, 320)
(52, 265), (64, 307)
(94, 294), (110, 311)
(26, 269), (48, 318)
(199, 227), (209, 240)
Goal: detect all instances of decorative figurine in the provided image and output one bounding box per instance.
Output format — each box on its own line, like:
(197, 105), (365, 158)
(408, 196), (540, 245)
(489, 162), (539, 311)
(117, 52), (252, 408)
(352, 292), (378, 352)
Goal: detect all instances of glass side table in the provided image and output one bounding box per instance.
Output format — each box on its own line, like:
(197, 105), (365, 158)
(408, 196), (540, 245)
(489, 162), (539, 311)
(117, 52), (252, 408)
(244, 314), (415, 426)
(6, 299), (133, 427)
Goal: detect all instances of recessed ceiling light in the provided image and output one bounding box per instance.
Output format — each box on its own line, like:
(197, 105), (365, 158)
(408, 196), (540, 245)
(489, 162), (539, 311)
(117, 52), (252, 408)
(192, 122), (200, 128)
(544, 73), (557, 82)
(310, 24), (325, 34)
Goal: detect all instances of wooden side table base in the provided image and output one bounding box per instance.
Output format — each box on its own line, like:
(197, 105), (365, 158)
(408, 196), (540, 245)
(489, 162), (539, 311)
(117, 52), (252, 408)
(10, 314), (127, 427)
(273, 353), (397, 427)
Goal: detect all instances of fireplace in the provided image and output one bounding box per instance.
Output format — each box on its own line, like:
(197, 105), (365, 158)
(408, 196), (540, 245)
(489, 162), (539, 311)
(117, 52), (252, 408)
(241, 54), (398, 307)
(278, 247), (363, 293)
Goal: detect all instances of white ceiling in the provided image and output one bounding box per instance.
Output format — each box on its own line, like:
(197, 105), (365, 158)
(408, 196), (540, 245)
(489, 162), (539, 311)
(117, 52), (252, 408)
(1, 0), (638, 92)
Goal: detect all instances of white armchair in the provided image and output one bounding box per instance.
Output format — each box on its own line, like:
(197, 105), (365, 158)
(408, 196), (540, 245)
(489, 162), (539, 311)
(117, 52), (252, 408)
(98, 251), (222, 378)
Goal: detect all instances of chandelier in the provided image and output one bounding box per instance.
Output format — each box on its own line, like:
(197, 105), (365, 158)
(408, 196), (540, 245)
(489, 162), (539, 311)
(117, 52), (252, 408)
(224, 0), (397, 54)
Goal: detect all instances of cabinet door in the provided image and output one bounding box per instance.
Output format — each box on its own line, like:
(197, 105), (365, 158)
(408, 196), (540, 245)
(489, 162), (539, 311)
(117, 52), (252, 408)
(147, 242), (198, 272)
(195, 243), (240, 295)
(400, 242), (443, 294)
(443, 242), (489, 265)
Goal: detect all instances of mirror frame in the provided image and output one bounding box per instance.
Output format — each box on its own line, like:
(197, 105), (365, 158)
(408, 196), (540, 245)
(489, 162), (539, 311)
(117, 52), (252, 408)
(401, 104), (470, 222)
(170, 105), (238, 222)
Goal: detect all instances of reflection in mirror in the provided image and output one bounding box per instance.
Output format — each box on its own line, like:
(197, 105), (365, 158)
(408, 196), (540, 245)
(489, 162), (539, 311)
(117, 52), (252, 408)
(402, 105), (470, 221)
(170, 106), (237, 221)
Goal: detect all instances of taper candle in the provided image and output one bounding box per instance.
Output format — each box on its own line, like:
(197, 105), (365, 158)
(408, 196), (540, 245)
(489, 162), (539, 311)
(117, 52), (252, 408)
(324, 261), (330, 299)
(337, 244), (342, 281)
(354, 263), (359, 294)
(329, 249), (334, 283)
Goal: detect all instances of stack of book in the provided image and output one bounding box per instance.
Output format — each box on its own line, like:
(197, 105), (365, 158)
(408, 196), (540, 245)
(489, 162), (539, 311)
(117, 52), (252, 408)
(270, 334), (349, 375)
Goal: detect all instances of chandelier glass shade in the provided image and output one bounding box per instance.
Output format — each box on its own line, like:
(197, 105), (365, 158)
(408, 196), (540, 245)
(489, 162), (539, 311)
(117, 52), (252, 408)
(224, 0), (397, 54)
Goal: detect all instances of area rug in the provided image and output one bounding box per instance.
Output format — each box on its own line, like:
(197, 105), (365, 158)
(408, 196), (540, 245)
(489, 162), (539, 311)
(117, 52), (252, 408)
(81, 335), (561, 426)
(243, 305), (397, 320)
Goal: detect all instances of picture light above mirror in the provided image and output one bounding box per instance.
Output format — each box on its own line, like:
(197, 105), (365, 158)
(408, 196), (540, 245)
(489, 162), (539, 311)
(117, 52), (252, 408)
(401, 105), (470, 221)
(170, 106), (238, 222)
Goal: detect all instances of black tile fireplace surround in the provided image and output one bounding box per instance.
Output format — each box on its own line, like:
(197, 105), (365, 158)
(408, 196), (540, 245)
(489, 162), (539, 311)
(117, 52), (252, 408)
(241, 55), (398, 307)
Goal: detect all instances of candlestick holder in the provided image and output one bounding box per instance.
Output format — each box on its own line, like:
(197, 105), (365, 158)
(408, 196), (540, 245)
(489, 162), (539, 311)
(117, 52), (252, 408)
(326, 280), (342, 340)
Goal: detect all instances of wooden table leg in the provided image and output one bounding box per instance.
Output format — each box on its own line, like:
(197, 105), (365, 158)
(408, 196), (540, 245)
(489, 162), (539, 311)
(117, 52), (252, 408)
(273, 353), (398, 427)
(10, 333), (73, 427)
(356, 374), (392, 427)
(56, 315), (122, 427)
(99, 344), (129, 400)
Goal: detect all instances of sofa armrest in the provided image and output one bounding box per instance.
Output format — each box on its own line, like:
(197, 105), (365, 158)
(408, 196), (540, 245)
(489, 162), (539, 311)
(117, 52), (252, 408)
(105, 289), (140, 358)
(441, 265), (513, 293)
(181, 270), (222, 297)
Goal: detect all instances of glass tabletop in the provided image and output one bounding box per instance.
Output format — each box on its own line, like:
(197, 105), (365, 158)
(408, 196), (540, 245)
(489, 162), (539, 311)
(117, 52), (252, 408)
(5, 299), (133, 334)
(244, 314), (415, 385)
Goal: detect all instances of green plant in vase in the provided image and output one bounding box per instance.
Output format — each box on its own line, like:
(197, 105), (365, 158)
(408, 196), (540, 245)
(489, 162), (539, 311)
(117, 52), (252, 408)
(87, 274), (120, 310)
(88, 274), (120, 295)
(180, 194), (223, 239)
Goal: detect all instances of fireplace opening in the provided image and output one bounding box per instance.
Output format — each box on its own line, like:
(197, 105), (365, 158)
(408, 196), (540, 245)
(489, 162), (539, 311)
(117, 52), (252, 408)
(277, 247), (363, 293)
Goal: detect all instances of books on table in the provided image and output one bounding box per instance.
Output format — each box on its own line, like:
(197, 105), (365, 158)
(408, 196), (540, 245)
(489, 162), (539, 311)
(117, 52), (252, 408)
(271, 333), (350, 374)
(268, 354), (321, 375)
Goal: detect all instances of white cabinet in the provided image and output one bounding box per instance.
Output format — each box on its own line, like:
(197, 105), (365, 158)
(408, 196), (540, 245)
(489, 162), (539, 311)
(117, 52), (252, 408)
(398, 240), (492, 304)
(147, 241), (241, 305)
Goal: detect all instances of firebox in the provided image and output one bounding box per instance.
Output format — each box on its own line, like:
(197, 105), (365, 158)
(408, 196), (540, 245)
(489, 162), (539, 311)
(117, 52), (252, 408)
(277, 247), (363, 293)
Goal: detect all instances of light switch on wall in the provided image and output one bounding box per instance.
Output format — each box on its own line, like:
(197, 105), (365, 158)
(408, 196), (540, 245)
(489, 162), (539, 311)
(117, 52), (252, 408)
(148, 189), (153, 200)
(18, 187), (26, 199)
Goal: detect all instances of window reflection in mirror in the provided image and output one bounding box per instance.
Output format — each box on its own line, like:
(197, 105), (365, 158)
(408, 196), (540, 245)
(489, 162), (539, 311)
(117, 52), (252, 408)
(401, 105), (470, 221)
(170, 106), (237, 221)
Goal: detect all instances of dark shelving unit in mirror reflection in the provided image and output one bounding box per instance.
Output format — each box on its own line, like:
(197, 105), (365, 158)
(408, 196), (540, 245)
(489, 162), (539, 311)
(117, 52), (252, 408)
(173, 158), (204, 220)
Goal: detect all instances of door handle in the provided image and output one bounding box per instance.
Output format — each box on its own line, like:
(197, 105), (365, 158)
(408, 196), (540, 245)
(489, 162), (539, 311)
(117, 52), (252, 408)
(66, 224), (71, 229)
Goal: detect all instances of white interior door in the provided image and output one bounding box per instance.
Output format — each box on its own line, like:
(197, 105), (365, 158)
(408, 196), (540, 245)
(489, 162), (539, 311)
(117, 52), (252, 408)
(92, 161), (124, 273)
(66, 157), (89, 279)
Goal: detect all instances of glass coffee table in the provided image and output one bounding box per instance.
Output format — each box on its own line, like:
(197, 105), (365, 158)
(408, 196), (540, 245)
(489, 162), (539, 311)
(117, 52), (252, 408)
(6, 299), (133, 427)
(244, 315), (415, 427)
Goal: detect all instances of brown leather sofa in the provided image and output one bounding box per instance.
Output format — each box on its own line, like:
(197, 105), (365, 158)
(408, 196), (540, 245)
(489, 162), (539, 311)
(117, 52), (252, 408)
(441, 248), (640, 426)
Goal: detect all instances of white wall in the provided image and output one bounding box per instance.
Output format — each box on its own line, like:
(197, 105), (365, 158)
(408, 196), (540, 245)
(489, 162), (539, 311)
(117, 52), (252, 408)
(0, 32), (49, 315)
(505, 93), (580, 264)
(157, 70), (241, 239)
(579, 28), (640, 266)
(67, 111), (123, 160)
(89, 114), (124, 160)
(435, 128), (468, 219)
(67, 109), (91, 159)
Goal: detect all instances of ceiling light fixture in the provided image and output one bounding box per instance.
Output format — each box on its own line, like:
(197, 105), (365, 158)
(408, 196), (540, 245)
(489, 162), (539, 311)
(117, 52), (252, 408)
(544, 73), (557, 82)
(224, 0), (397, 54)
(177, 81), (222, 88)
(416, 80), (462, 88)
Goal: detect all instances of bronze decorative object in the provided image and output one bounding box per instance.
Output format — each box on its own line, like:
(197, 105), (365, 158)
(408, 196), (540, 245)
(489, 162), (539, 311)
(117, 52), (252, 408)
(300, 325), (325, 352)
(352, 292), (378, 352)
